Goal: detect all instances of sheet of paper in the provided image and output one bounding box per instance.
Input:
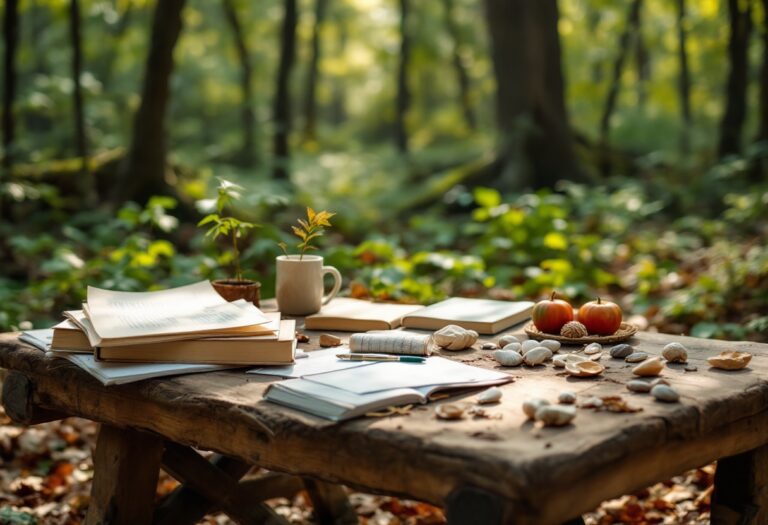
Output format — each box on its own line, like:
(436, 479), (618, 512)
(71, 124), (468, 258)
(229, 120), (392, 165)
(303, 356), (510, 394)
(86, 281), (269, 339)
(247, 348), (373, 378)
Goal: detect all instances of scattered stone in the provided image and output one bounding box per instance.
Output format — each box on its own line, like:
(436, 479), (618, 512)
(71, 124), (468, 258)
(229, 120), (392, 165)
(539, 339), (561, 352)
(632, 357), (664, 377)
(708, 350), (752, 370)
(684, 364), (698, 372)
(560, 321), (588, 338)
(565, 360), (605, 377)
(493, 350), (523, 367)
(558, 391), (577, 404)
(295, 331), (310, 343)
(609, 344), (633, 359)
(433, 324), (479, 350)
(651, 384), (680, 403)
(535, 405), (576, 427)
(588, 352), (604, 361)
(580, 396), (604, 409)
(480, 342), (498, 350)
(524, 347), (553, 366)
(319, 334), (342, 347)
(626, 380), (652, 393)
(553, 353), (587, 368)
(521, 340), (541, 354)
(650, 378), (670, 388)
(523, 398), (550, 419)
(600, 395), (643, 413)
(502, 342), (522, 352)
(662, 342), (688, 363)
(625, 352), (648, 363)
(476, 387), (503, 405)
(435, 403), (467, 420)
(498, 335), (520, 347)
(584, 343), (602, 355)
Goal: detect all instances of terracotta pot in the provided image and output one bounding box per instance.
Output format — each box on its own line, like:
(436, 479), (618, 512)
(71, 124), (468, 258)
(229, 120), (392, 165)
(212, 279), (261, 307)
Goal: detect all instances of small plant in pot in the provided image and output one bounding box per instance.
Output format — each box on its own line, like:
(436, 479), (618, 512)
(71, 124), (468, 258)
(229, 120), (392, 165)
(198, 179), (261, 306)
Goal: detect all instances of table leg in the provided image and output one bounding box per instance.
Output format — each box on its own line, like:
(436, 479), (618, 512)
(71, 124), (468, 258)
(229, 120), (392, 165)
(302, 478), (358, 525)
(712, 443), (768, 525)
(85, 424), (164, 525)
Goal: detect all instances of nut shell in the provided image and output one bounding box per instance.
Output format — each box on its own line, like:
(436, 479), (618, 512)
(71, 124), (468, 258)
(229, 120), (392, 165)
(707, 351), (751, 370)
(560, 321), (588, 338)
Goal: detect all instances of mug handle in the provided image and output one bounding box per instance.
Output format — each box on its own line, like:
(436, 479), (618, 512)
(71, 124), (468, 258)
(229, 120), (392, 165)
(321, 266), (342, 305)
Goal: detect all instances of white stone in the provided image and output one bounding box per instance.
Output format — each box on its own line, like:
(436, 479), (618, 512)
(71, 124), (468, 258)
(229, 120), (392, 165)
(498, 335), (519, 347)
(476, 387), (503, 404)
(433, 324), (479, 350)
(558, 391), (577, 404)
(523, 347), (553, 366)
(521, 340), (541, 354)
(493, 350), (523, 367)
(539, 339), (561, 352)
(584, 343), (602, 355)
(522, 398), (550, 419)
(662, 342), (688, 363)
(535, 405), (576, 427)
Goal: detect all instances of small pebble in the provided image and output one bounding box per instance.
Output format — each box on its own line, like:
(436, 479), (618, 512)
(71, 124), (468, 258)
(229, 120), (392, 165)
(584, 343), (602, 355)
(480, 342), (498, 350)
(521, 340), (540, 354)
(662, 342), (688, 363)
(494, 350), (523, 367)
(295, 331), (310, 343)
(498, 335), (519, 347)
(523, 347), (552, 366)
(609, 344), (633, 359)
(319, 334), (342, 347)
(581, 396), (603, 408)
(539, 339), (561, 352)
(558, 391), (577, 404)
(625, 352), (648, 363)
(476, 387), (503, 404)
(651, 384), (680, 403)
(650, 378), (670, 388)
(502, 342), (522, 352)
(553, 353), (587, 368)
(684, 364), (698, 372)
(589, 353), (603, 361)
(522, 398), (550, 419)
(626, 380), (652, 393)
(632, 357), (664, 377)
(535, 405), (576, 427)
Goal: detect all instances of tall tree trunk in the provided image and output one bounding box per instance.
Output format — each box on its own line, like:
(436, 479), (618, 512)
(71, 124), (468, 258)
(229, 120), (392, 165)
(2, 0), (19, 176)
(222, 0), (256, 166)
(599, 0), (642, 175)
(273, 0), (297, 180)
(675, 0), (692, 155)
(718, 0), (753, 157)
(443, 0), (475, 130)
(114, 0), (186, 203)
(484, 0), (581, 188)
(634, 5), (649, 109)
(395, 0), (410, 154)
(70, 0), (89, 178)
(302, 0), (327, 143)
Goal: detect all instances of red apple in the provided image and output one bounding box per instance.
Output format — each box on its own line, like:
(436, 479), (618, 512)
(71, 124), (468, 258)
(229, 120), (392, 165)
(532, 292), (574, 334)
(578, 297), (622, 335)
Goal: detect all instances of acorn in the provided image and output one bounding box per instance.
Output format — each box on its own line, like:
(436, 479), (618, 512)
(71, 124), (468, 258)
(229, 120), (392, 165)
(560, 321), (588, 338)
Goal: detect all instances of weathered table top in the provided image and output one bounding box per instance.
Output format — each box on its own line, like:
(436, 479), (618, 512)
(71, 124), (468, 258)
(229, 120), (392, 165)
(1, 324), (767, 525)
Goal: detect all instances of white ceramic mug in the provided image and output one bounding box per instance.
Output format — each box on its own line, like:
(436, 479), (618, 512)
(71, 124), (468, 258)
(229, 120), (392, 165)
(275, 255), (342, 315)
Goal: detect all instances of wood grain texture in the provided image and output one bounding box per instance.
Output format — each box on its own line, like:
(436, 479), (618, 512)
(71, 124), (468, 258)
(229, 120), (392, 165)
(85, 424), (164, 525)
(3, 325), (768, 525)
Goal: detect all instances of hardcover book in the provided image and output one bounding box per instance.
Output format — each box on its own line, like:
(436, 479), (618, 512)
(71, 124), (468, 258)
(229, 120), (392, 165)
(304, 298), (424, 331)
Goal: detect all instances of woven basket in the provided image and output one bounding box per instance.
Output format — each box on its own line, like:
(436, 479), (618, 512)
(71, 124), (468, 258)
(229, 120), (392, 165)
(523, 321), (638, 345)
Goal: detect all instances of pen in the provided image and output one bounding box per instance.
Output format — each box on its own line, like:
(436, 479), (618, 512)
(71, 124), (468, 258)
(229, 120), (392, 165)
(336, 353), (426, 363)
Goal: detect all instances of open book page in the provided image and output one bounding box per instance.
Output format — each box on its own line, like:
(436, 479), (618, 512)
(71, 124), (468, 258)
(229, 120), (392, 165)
(86, 281), (269, 340)
(303, 356), (510, 394)
(20, 329), (54, 351)
(247, 348), (373, 378)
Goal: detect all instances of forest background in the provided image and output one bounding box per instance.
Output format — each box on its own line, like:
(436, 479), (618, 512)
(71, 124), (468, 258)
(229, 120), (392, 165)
(1, 0), (767, 345)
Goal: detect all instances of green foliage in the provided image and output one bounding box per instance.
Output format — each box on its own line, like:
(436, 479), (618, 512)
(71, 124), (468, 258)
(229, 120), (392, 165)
(197, 179), (258, 281)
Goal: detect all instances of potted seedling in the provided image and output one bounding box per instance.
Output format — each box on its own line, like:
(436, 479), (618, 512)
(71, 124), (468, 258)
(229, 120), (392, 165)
(275, 207), (341, 315)
(198, 179), (261, 306)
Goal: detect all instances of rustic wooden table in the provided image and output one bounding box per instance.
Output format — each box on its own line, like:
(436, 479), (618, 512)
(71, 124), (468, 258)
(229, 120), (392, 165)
(1, 323), (767, 525)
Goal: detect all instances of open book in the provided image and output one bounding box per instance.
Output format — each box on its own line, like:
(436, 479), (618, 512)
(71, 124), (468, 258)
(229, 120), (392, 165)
(401, 297), (534, 334)
(304, 298), (425, 331)
(264, 356), (511, 421)
(83, 281), (273, 347)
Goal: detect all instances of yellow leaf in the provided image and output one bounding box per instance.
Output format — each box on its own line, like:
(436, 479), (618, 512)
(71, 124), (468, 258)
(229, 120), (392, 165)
(291, 226), (307, 240)
(307, 207), (316, 222)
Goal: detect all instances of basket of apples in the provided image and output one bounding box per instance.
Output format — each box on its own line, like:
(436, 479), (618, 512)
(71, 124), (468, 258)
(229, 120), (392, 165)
(524, 292), (637, 344)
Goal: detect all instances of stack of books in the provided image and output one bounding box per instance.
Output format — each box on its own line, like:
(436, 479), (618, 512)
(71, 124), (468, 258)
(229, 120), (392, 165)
(21, 281), (297, 385)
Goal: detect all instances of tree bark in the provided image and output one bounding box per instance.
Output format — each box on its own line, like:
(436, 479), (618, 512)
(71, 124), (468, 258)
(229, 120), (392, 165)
(718, 0), (753, 157)
(2, 0), (19, 175)
(273, 0), (298, 180)
(675, 0), (692, 155)
(443, 0), (475, 131)
(395, 0), (410, 154)
(484, 0), (581, 188)
(69, 0), (89, 178)
(599, 0), (642, 175)
(302, 0), (327, 144)
(222, 0), (256, 166)
(114, 0), (186, 203)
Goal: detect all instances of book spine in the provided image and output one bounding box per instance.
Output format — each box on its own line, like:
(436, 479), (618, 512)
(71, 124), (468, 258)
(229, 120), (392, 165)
(349, 333), (433, 356)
